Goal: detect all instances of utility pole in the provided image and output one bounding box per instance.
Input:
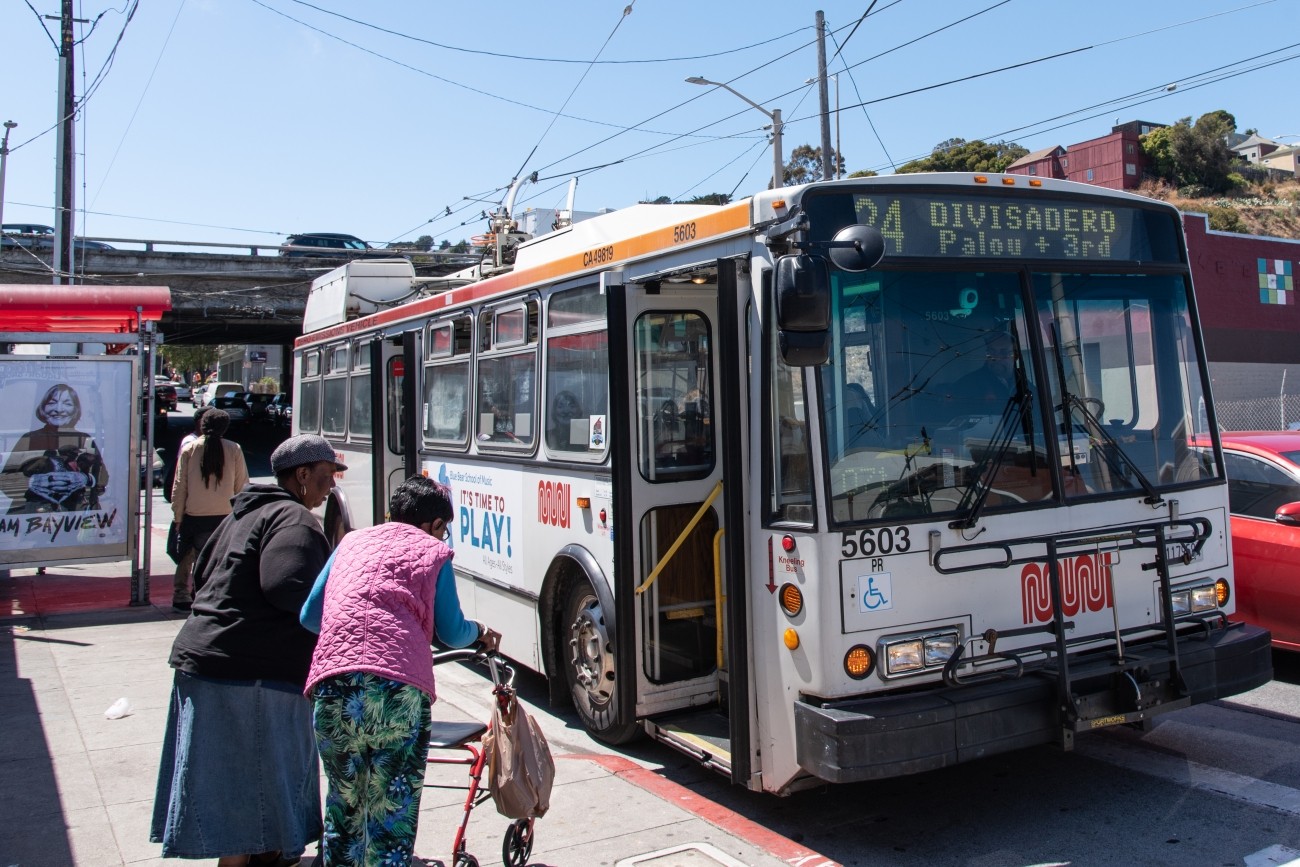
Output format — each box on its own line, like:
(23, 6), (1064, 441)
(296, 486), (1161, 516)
(50, 0), (79, 284)
(816, 11), (833, 181)
(0, 121), (16, 229)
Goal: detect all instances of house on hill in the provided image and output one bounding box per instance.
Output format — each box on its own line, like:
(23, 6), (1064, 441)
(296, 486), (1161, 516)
(1004, 146), (1066, 179)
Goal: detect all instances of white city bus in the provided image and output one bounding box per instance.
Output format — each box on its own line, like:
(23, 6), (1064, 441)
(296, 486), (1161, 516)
(293, 173), (1272, 795)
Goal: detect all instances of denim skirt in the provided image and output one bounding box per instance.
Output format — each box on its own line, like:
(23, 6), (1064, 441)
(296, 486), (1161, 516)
(150, 670), (323, 859)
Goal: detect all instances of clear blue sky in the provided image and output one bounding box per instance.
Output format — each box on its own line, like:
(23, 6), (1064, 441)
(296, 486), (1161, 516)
(2, 0), (1296, 250)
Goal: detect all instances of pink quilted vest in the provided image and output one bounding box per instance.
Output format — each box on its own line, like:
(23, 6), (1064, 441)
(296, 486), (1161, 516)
(305, 522), (452, 698)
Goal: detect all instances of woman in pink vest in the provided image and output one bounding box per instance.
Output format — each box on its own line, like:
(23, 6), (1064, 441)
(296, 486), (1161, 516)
(303, 476), (500, 867)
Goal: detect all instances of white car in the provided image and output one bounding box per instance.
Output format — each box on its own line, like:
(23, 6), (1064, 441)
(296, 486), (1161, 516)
(193, 384), (209, 407)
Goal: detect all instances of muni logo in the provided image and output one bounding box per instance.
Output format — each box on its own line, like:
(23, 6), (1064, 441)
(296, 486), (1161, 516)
(1021, 552), (1114, 624)
(537, 480), (571, 529)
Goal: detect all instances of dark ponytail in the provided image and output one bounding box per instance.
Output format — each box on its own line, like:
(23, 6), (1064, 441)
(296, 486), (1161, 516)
(199, 409), (231, 487)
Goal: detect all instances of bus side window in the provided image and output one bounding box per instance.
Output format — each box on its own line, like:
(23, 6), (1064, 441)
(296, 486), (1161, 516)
(476, 352), (536, 447)
(772, 337), (812, 522)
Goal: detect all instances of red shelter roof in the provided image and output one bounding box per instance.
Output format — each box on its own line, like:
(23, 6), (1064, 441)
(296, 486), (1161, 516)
(0, 285), (171, 333)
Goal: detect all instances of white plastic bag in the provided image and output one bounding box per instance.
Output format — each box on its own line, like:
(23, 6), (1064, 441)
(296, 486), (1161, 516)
(104, 697), (132, 719)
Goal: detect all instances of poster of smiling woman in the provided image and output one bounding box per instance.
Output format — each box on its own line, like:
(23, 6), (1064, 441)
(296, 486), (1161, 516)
(0, 357), (136, 566)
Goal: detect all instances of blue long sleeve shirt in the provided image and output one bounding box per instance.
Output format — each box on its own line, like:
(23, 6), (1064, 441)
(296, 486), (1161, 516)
(301, 553), (480, 648)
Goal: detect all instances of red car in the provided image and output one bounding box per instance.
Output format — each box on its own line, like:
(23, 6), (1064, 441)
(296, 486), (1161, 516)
(1204, 431), (1300, 651)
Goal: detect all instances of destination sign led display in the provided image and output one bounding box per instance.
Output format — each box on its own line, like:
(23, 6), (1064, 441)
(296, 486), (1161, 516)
(805, 190), (1182, 263)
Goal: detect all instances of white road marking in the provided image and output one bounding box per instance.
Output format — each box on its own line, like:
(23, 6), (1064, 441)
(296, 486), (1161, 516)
(1077, 739), (1300, 817)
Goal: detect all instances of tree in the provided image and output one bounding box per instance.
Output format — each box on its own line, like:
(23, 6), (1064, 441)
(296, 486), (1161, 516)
(783, 144), (845, 185)
(387, 234), (434, 251)
(640, 196), (673, 205)
(848, 169), (878, 178)
(159, 344), (219, 380)
(682, 193), (731, 205)
(1143, 110), (1240, 194)
(1173, 110), (1239, 194)
(896, 139), (1029, 174)
(1140, 125), (1177, 182)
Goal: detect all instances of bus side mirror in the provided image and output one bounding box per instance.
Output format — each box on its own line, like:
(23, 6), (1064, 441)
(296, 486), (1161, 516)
(775, 253), (831, 366)
(828, 224), (885, 272)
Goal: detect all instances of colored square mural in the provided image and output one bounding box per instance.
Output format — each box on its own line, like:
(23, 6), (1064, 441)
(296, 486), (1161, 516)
(1258, 258), (1294, 305)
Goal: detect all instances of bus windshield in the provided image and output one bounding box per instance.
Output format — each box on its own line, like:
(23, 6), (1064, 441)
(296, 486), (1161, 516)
(818, 268), (1218, 525)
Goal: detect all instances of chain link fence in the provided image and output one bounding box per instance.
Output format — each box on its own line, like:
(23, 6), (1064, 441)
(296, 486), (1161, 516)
(1214, 394), (1300, 431)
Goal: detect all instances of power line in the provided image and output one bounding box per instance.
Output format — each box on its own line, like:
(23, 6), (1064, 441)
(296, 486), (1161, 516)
(282, 0), (808, 65)
(243, 0), (769, 143)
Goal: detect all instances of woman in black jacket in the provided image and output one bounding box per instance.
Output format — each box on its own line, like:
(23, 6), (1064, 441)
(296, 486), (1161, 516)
(151, 434), (345, 867)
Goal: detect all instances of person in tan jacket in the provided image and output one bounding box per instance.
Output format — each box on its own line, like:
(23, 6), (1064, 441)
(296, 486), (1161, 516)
(170, 409), (248, 611)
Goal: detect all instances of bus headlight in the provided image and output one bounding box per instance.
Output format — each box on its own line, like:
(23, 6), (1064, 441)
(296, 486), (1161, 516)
(1172, 583), (1220, 616)
(885, 640), (924, 674)
(881, 630), (960, 677)
(924, 633), (958, 666)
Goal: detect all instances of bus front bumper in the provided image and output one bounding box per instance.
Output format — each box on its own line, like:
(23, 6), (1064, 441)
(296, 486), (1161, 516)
(794, 622), (1272, 784)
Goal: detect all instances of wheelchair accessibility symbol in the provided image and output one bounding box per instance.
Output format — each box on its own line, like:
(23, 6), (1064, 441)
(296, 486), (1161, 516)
(856, 572), (893, 613)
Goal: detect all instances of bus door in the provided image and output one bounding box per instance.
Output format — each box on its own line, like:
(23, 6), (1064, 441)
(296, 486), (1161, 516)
(374, 330), (418, 524)
(615, 280), (734, 771)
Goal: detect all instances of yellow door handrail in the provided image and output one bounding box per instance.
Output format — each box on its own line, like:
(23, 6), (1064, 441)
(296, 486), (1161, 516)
(634, 480), (723, 596)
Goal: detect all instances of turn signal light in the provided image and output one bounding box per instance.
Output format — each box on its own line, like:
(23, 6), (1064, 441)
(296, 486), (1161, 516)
(576, 496), (591, 509)
(844, 645), (873, 679)
(1215, 578), (1230, 607)
(779, 583), (803, 616)
(783, 628), (800, 650)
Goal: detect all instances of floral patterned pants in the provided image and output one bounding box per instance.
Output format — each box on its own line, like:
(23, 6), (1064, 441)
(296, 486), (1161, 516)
(311, 672), (432, 867)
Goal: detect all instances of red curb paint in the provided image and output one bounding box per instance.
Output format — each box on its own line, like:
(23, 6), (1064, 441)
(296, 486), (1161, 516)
(561, 753), (840, 867)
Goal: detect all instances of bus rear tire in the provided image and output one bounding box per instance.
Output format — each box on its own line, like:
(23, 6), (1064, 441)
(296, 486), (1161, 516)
(563, 578), (640, 745)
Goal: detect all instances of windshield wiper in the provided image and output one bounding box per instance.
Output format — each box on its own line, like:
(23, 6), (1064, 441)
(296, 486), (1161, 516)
(949, 378), (1034, 531)
(1049, 323), (1163, 506)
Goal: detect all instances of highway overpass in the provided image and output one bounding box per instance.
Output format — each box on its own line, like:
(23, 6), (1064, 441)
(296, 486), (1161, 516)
(0, 243), (468, 346)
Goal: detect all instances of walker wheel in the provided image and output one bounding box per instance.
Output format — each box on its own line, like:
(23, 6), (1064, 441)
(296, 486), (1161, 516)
(502, 818), (534, 866)
(453, 853), (479, 867)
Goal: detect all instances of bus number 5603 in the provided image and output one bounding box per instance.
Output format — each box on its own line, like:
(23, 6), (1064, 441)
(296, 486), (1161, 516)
(841, 526), (911, 559)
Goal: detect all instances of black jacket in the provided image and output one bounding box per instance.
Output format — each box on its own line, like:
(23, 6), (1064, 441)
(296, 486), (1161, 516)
(168, 484), (330, 686)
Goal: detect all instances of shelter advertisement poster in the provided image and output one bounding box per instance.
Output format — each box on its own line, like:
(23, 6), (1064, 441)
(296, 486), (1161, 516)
(0, 357), (135, 565)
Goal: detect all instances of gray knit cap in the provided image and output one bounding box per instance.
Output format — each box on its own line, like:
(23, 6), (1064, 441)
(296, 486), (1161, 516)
(270, 434), (348, 474)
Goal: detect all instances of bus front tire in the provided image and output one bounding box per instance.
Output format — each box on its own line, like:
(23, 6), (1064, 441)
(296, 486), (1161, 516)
(562, 578), (640, 745)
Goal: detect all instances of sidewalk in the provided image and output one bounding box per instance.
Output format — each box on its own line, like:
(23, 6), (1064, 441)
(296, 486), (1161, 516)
(0, 540), (836, 866)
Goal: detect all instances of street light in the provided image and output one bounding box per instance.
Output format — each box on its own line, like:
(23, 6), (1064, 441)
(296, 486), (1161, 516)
(687, 76), (784, 189)
(807, 75), (841, 180)
(0, 120), (16, 230)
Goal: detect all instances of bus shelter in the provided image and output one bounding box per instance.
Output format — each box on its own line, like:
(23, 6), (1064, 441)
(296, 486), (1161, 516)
(0, 284), (171, 605)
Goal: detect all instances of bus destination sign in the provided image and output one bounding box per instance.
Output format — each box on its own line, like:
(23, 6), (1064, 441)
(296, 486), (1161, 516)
(839, 192), (1179, 263)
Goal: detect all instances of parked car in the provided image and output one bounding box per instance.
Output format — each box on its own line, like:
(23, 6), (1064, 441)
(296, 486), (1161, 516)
(171, 381), (191, 402)
(242, 391), (275, 421)
(207, 381), (246, 404)
(267, 392), (292, 425)
(1196, 431), (1300, 651)
(154, 383), (177, 413)
(192, 384), (209, 407)
(211, 395), (250, 424)
(278, 232), (391, 258)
